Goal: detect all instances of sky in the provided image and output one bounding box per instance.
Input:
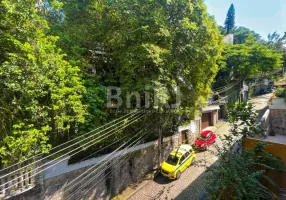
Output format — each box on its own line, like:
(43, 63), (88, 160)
(204, 0), (286, 40)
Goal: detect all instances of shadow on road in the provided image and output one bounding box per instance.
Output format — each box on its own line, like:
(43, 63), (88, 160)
(153, 175), (174, 185)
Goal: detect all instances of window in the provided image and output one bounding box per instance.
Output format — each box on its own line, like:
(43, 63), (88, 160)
(199, 135), (207, 140)
(185, 151), (190, 158)
(166, 155), (179, 166)
(179, 152), (189, 164)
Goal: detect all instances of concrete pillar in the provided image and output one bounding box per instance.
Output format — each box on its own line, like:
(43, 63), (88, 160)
(19, 172), (23, 189)
(6, 176), (11, 196)
(0, 178), (6, 195)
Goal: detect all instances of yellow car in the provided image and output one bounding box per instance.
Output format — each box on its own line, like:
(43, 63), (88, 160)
(160, 144), (196, 180)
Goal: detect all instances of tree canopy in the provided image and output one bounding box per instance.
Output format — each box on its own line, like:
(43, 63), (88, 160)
(0, 0), (86, 165)
(50, 0), (223, 118)
(216, 35), (283, 84)
(233, 26), (262, 44)
(0, 0), (224, 165)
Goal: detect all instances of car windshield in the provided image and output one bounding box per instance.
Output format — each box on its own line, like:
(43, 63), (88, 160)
(166, 155), (179, 166)
(199, 135), (207, 140)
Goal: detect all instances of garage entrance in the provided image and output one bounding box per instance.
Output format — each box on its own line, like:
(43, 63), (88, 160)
(181, 130), (187, 144)
(202, 113), (212, 129)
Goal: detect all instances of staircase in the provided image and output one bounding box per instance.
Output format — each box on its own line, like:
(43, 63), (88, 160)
(279, 188), (286, 200)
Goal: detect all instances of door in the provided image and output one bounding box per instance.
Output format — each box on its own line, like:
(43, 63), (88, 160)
(180, 153), (188, 171)
(184, 151), (192, 167)
(181, 131), (187, 144)
(207, 133), (216, 145)
(202, 113), (211, 129)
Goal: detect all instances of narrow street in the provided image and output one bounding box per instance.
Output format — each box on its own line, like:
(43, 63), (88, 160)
(125, 94), (271, 200)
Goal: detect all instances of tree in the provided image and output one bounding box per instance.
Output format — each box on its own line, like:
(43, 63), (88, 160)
(224, 4), (235, 34)
(265, 32), (286, 68)
(219, 35), (283, 80)
(218, 25), (227, 36)
(206, 102), (285, 200)
(49, 0), (223, 118)
(0, 0), (86, 165)
(43, 0), (224, 162)
(266, 32), (286, 51)
(233, 26), (261, 44)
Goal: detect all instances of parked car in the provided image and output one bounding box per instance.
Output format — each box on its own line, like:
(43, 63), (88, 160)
(194, 130), (216, 150)
(160, 144), (196, 180)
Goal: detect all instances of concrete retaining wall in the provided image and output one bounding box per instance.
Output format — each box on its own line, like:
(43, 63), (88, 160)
(9, 138), (175, 200)
(269, 108), (286, 135)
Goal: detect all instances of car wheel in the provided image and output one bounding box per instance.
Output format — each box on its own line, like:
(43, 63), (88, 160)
(176, 171), (182, 180)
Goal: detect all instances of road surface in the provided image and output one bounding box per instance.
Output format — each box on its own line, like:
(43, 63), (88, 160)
(125, 94), (271, 200)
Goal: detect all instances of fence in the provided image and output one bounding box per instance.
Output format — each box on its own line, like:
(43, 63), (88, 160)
(0, 165), (38, 199)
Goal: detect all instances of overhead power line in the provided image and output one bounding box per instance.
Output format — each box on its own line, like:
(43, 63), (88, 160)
(209, 90), (240, 106)
(0, 108), (143, 174)
(212, 79), (242, 94)
(0, 109), (146, 179)
(0, 111), (149, 192)
(64, 125), (155, 199)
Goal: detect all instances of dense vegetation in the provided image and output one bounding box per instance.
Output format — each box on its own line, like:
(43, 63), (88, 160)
(0, 0), (223, 165)
(0, 0), (86, 165)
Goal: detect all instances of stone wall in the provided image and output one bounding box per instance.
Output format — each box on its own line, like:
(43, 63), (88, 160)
(10, 139), (174, 200)
(211, 110), (218, 126)
(195, 118), (202, 136)
(270, 108), (286, 135)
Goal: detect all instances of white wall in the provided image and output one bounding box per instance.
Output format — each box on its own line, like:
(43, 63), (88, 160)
(44, 137), (172, 179)
(223, 34), (234, 44)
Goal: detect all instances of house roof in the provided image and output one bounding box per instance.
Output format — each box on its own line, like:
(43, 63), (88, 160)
(202, 105), (220, 113)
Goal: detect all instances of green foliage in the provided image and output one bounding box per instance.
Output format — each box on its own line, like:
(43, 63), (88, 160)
(206, 102), (286, 200)
(218, 25), (227, 36)
(275, 87), (285, 98)
(233, 26), (261, 44)
(265, 32), (286, 68)
(49, 0), (223, 118)
(0, 0), (86, 165)
(220, 35), (283, 79)
(228, 101), (262, 138)
(206, 143), (285, 200)
(224, 4), (235, 34)
(46, 0), (223, 164)
(266, 32), (286, 51)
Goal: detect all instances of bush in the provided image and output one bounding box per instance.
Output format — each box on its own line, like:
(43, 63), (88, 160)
(275, 87), (285, 97)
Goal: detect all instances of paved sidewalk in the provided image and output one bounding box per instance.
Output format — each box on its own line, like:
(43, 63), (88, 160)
(248, 93), (272, 111)
(248, 93), (272, 121)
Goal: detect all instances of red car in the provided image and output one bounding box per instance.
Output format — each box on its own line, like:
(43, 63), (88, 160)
(194, 130), (216, 150)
